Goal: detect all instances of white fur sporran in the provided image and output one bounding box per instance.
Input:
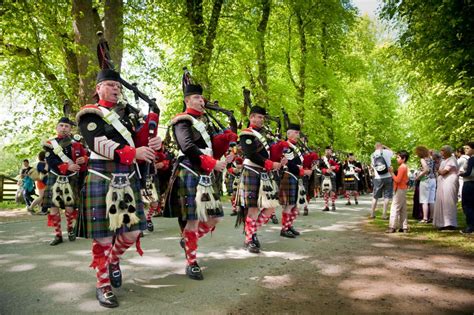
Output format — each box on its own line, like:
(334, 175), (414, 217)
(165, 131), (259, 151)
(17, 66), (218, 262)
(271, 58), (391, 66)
(195, 175), (217, 222)
(297, 179), (308, 207)
(141, 175), (158, 205)
(258, 172), (280, 209)
(322, 175), (332, 192)
(105, 173), (140, 230)
(52, 175), (74, 208)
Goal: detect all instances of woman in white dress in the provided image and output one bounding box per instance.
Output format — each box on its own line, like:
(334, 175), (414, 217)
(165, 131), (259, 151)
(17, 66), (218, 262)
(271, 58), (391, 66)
(433, 145), (459, 230)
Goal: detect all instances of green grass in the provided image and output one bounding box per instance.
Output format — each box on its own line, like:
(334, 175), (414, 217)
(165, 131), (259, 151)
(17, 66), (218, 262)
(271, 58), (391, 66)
(368, 190), (474, 255)
(0, 201), (24, 210)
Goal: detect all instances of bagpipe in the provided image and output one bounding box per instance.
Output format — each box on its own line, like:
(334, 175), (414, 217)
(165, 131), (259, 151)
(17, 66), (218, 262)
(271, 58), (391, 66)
(97, 31), (160, 177)
(181, 67), (238, 159)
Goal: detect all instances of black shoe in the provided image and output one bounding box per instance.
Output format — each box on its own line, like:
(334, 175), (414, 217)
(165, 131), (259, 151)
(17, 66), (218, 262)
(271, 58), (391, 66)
(331, 204), (336, 211)
(385, 228), (396, 233)
(323, 207), (329, 212)
(245, 240), (260, 253)
(96, 285), (119, 308)
(271, 215), (279, 224)
(230, 211), (238, 216)
(108, 263), (122, 288)
(179, 237), (185, 249)
(398, 228), (404, 233)
(345, 201), (351, 205)
(355, 200), (359, 205)
(50, 236), (63, 246)
(147, 220), (154, 232)
(251, 233), (261, 248)
(280, 229), (296, 238)
(461, 228), (474, 234)
(67, 229), (76, 242)
(303, 208), (308, 216)
(186, 263), (204, 280)
(288, 226), (300, 236)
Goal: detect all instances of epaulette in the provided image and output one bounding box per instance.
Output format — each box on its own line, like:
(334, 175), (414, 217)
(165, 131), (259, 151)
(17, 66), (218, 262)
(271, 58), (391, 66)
(239, 128), (255, 137)
(76, 104), (103, 123)
(170, 113), (194, 125)
(42, 139), (53, 149)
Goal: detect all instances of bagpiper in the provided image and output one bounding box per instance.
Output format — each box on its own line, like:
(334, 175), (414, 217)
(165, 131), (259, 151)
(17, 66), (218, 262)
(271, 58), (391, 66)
(76, 69), (161, 308)
(238, 105), (288, 253)
(279, 123), (313, 237)
(226, 145), (244, 216)
(319, 146), (340, 211)
(343, 153), (362, 205)
(163, 84), (237, 280)
(43, 117), (88, 246)
(302, 146), (320, 216)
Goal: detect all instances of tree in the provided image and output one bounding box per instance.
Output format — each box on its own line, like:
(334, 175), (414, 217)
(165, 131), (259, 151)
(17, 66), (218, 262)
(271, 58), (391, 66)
(381, 0), (474, 148)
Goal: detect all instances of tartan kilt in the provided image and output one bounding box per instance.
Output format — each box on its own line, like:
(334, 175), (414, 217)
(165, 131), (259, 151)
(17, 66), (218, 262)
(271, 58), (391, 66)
(239, 166), (263, 208)
(279, 172), (298, 206)
(163, 164), (223, 221)
(75, 160), (146, 239)
(305, 174), (315, 199)
(225, 173), (236, 194)
(343, 175), (359, 191)
(43, 172), (80, 209)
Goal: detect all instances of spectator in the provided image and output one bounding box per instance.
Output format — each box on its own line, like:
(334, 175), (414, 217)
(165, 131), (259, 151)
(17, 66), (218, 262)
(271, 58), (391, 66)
(433, 145), (459, 230)
(386, 150), (410, 233)
(459, 142), (474, 234)
(19, 159), (35, 208)
(408, 169), (415, 189)
(27, 151), (49, 215)
(431, 150), (442, 175)
(415, 146), (436, 223)
(369, 142), (394, 219)
(455, 147), (469, 201)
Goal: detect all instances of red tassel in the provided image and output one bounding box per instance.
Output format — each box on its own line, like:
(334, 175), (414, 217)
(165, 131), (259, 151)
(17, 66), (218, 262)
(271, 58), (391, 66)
(136, 235), (144, 256)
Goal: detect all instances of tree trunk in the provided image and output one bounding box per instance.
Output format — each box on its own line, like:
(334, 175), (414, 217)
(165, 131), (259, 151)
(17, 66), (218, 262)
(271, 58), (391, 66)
(104, 0), (123, 71)
(255, 0), (271, 108)
(319, 22), (333, 144)
(286, 7), (307, 123)
(186, 0), (224, 98)
(72, 0), (100, 106)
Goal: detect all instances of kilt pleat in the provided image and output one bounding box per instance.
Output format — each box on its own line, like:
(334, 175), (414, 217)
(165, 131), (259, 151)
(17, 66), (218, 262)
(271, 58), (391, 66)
(76, 160), (146, 239)
(239, 166), (262, 208)
(279, 172), (298, 206)
(163, 163), (223, 221)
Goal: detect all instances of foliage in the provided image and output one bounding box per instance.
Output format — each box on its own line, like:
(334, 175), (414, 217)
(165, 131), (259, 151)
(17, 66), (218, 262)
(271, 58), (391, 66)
(380, 0), (474, 150)
(0, 0), (430, 165)
(0, 147), (25, 177)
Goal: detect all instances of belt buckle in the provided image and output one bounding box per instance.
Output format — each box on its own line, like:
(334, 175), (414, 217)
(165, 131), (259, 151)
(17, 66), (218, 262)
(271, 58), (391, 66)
(111, 173), (130, 188)
(260, 173), (269, 181)
(199, 175), (212, 187)
(56, 175), (69, 184)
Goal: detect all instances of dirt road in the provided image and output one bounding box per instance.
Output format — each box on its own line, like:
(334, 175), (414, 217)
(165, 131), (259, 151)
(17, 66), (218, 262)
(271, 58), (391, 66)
(1, 195), (473, 314)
